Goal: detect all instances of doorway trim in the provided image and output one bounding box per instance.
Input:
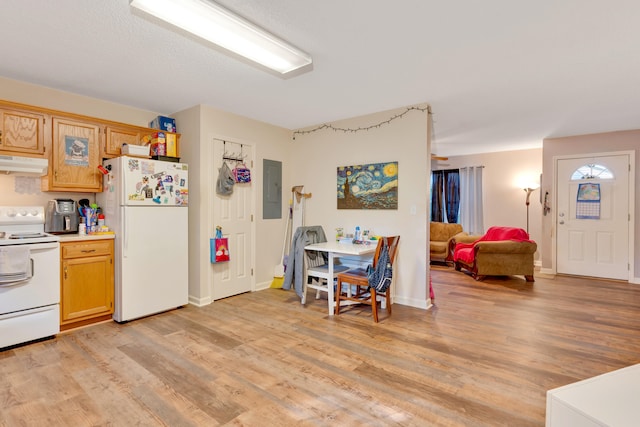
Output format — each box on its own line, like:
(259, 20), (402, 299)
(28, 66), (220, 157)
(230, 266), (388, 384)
(552, 150), (636, 282)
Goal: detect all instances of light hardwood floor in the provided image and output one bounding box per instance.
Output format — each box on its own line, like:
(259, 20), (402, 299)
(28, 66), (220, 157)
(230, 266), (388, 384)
(2, 267), (640, 426)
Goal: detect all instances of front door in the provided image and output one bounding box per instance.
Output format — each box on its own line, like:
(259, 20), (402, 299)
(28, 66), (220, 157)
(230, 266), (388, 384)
(211, 139), (254, 300)
(556, 154), (630, 280)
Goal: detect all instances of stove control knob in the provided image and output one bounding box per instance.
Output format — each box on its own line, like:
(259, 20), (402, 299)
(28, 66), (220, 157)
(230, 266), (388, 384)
(7, 210), (17, 217)
(19, 210), (27, 217)
(30, 209), (40, 216)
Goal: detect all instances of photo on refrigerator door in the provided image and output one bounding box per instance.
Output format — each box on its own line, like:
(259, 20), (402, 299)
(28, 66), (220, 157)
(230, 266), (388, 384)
(125, 160), (188, 205)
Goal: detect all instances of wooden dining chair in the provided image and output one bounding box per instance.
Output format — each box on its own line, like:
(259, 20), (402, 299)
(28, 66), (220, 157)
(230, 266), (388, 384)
(335, 236), (400, 322)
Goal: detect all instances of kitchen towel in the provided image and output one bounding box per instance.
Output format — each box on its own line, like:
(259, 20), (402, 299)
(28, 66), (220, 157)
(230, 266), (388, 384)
(0, 246), (31, 282)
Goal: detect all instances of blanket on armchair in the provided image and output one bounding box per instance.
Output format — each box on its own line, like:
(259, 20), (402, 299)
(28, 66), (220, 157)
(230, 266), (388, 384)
(453, 226), (533, 264)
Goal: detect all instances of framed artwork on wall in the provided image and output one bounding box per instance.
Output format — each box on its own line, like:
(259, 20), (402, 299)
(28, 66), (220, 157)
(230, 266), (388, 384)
(337, 161), (398, 210)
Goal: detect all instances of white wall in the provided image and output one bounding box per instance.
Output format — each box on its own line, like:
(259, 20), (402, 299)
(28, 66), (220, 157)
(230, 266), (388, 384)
(290, 105), (431, 308)
(0, 76), (156, 127)
(174, 104), (293, 305)
(441, 148), (543, 261)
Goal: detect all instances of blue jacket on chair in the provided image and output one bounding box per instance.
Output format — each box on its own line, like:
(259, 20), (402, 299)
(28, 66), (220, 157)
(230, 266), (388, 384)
(282, 226), (327, 298)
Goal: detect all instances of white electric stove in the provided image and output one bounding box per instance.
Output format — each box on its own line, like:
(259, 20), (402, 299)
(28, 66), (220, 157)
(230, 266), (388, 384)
(0, 206), (60, 245)
(0, 206), (60, 349)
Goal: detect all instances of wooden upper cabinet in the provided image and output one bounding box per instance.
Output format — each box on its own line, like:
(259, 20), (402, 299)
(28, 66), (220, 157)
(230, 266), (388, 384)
(104, 125), (147, 158)
(0, 99), (185, 192)
(0, 107), (46, 156)
(44, 117), (102, 192)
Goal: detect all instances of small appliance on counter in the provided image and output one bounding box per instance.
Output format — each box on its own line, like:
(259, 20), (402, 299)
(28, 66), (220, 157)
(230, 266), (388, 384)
(45, 199), (79, 234)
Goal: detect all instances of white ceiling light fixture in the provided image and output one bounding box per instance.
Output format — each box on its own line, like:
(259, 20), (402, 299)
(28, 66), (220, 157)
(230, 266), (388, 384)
(130, 0), (313, 77)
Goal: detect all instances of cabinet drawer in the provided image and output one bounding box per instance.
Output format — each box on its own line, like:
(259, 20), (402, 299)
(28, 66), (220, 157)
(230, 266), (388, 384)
(62, 240), (113, 259)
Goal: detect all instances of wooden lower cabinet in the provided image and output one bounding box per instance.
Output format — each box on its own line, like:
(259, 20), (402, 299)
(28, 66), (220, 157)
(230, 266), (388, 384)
(60, 239), (114, 330)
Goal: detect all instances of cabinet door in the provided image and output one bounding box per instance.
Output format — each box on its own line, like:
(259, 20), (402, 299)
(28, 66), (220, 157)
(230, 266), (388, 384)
(104, 126), (143, 158)
(0, 108), (46, 155)
(50, 117), (101, 191)
(61, 253), (114, 325)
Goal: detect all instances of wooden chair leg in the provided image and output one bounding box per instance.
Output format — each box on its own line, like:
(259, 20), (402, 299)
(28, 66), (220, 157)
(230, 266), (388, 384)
(335, 277), (342, 315)
(301, 277), (307, 305)
(386, 288), (391, 315)
(371, 289), (378, 322)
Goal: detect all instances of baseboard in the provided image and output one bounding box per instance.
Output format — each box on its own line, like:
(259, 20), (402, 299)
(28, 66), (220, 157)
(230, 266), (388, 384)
(255, 280), (272, 291)
(188, 295), (212, 307)
(536, 269), (640, 284)
(393, 295), (432, 310)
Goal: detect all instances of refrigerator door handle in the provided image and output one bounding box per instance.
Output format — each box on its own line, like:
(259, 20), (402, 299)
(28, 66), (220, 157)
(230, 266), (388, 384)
(123, 208), (128, 258)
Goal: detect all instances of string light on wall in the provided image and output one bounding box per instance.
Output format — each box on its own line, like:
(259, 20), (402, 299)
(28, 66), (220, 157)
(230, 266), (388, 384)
(292, 105), (431, 140)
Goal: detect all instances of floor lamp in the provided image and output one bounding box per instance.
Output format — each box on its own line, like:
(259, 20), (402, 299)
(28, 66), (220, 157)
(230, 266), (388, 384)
(524, 186), (539, 234)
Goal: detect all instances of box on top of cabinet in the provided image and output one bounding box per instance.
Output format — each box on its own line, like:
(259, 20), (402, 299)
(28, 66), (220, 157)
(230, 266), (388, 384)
(165, 132), (177, 157)
(149, 116), (176, 133)
(150, 132), (166, 156)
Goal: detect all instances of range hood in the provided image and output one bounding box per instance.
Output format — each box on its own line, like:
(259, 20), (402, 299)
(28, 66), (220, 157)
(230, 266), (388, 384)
(0, 155), (48, 175)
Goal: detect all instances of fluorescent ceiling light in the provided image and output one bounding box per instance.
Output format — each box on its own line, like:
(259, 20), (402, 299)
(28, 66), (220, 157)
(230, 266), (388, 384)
(130, 0), (312, 76)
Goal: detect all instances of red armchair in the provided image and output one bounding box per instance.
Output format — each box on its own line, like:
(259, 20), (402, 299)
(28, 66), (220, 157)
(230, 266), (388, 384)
(452, 226), (537, 282)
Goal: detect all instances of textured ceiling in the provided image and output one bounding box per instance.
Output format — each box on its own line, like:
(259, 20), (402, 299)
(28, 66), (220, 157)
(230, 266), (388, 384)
(1, 0), (640, 156)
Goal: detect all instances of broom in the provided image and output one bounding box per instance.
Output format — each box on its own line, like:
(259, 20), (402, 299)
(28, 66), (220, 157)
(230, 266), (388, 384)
(271, 201), (292, 288)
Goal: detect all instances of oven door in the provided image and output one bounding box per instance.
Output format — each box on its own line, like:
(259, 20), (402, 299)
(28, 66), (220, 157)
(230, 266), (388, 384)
(0, 241), (60, 315)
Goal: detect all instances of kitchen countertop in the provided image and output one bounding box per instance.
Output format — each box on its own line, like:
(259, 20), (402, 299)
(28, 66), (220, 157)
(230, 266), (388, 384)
(58, 233), (115, 242)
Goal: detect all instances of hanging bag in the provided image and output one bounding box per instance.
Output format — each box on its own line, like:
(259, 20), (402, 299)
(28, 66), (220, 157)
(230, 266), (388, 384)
(232, 162), (251, 183)
(216, 161), (235, 195)
(210, 226), (230, 263)
(367, 238), (397, 292)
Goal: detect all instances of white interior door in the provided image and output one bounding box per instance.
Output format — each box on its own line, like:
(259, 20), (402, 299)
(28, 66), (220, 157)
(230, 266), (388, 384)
(211, 139), (253, 300)
(556, 154), (629, 280)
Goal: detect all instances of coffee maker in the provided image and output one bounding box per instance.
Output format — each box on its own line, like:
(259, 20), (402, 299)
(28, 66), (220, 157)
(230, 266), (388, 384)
(45, 199), (79, 234)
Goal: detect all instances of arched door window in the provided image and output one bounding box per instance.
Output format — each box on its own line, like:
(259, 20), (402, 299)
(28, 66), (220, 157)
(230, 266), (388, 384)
(570, 163), (614, 180)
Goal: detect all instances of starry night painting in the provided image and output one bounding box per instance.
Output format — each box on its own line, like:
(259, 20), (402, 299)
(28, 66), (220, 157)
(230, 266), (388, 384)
(337, 162), (398, 210)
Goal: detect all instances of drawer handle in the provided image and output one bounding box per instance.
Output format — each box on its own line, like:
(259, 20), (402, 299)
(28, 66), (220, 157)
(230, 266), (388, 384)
(81, 249), (96, 253)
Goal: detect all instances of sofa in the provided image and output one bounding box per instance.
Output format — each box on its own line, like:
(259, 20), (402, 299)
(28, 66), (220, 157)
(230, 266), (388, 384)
(430, 222), (465, 262)
(452, 226), (537, 282)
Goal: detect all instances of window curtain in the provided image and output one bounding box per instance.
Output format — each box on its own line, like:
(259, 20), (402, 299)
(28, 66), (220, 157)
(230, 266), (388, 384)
(430, 171), (444, 222)
(444, 170), (460, 223)
(431, 169), (460, 223)
(459, 166), (484, 235)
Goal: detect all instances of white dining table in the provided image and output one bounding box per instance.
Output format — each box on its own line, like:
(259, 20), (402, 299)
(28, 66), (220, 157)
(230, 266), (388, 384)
(303, 241), (376, 315)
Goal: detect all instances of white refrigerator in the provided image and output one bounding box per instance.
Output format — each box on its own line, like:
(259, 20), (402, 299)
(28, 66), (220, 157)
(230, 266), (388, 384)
(96, 156), (189, 322)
